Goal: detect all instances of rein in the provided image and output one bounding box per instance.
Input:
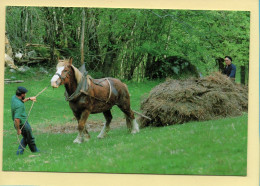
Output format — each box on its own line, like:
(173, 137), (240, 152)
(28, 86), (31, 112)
(16, 85), (50, 152)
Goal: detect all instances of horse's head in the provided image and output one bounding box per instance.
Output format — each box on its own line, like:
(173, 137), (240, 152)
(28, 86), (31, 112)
(51, 58), (73, 88)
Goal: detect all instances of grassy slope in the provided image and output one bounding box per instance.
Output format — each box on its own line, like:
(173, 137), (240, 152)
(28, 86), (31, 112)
(2, 68), (247, 175)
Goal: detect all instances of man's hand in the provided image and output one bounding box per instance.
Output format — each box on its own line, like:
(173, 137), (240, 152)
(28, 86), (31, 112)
(14, 118), (21, 135)
(28, 97), (37, 102)
(17, 129), (22, 135)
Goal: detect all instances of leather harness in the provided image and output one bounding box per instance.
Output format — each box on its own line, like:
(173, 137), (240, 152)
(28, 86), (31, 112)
(56, 70), (112, 103)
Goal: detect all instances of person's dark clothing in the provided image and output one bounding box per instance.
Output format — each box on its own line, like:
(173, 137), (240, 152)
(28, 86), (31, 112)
(16, 122), (39, 155)
(11, 95), (39, 155)
(222, 63), (236, 78)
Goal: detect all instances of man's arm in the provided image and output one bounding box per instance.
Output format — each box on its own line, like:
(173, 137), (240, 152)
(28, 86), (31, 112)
(14, 118), (21, 135)
(23, 96), (37, 103)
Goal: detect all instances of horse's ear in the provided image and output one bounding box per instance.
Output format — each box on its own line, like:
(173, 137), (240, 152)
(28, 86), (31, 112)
(69, 57), (73, 65)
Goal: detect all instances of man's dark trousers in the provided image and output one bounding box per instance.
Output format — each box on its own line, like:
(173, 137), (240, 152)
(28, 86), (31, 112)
(16, 122), (39, 155)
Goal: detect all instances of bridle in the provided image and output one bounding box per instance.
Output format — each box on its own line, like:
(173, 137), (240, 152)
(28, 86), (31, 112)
(55, 67), (72, 83)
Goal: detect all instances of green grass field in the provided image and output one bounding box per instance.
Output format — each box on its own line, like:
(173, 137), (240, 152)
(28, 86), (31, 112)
(2, 68), (248, 175)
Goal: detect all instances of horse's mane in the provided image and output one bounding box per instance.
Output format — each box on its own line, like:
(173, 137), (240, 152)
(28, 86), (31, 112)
(71, 65), (83, 84)
(57, 60), (83, 84)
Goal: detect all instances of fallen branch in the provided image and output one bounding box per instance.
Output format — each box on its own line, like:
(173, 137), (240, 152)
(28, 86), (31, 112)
(5, 80), (24, 84)
(18, 58), (50, 64)
(26, 43), (50, 48)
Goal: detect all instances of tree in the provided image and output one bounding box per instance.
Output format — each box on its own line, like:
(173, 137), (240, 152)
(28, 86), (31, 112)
(5, 7), (250, 83)
(80, 8), (86, 65)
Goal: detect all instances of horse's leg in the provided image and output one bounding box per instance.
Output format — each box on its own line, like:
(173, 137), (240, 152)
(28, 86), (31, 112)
(73, 110), (91, 144)
(118, 104), (139, 134)
(73, 112), (82, 143)
(97, 110), (112, 139)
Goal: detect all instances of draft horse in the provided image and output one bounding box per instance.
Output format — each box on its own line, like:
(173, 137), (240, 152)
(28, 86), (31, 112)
(51, 58), (139, 143)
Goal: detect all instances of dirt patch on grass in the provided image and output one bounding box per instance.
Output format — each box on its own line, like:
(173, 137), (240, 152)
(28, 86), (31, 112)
(139, 72), (248, 127)
(36, 118), (126, 134)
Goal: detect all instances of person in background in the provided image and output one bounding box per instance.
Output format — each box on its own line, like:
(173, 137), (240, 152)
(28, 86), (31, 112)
(222, 56), (236, 81)
(11, 86), (40, 155)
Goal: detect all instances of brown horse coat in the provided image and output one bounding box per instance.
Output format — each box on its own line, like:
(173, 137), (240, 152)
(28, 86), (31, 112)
(51, 58), (139, 143)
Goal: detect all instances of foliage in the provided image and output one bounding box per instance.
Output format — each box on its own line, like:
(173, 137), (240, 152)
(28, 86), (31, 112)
(5, 7), (250, 83)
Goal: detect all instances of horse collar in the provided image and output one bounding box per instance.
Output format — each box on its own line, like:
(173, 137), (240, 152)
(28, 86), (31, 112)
(65, 74), (89, 102)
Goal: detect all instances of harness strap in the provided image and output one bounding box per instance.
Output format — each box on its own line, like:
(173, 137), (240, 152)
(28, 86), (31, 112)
(65, 76), (113, 104)
(55, 73), (62, 79)
(106, 78), (112, 103)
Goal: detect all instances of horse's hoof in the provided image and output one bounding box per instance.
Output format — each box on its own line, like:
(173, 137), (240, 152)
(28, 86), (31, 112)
(97, 134), (105, 139)
(83, 137), (90, 142)
(131, 129), (139, 134)
(73, 138), (82, 144)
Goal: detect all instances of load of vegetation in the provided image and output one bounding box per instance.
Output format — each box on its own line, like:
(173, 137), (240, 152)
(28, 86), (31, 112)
(139, 72), (248, 127)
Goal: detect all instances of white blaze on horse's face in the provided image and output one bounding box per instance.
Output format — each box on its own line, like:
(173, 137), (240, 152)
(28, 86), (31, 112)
(51, 66), (65, 88)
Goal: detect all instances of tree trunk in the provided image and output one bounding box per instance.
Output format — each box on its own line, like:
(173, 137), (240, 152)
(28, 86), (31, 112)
(61, 9), (68, 48)
(43, 8), (57, 65)
(5, 34), (13, 57)
(103, 33), (117, 77)
(136, 64), (139, 82)
(141, 60), (145, 82)
(240, 65), (245, 84)
(86, 9), (101, 70)
(127, 65), (136, 80)
(145, 53), (156, 79)
(164, 19), (173, 58)
(80, 8), (86, 65)
(102, 15), (118, 77)
(24, 7), (28, 41)
(127, 54), (144, 81)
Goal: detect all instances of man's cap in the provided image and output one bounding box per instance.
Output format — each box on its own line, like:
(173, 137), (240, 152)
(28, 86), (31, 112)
(17, 86), (28, 94)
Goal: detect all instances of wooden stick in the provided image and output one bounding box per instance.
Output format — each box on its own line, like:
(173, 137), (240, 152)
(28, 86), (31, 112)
(133, 110), (152, 120)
